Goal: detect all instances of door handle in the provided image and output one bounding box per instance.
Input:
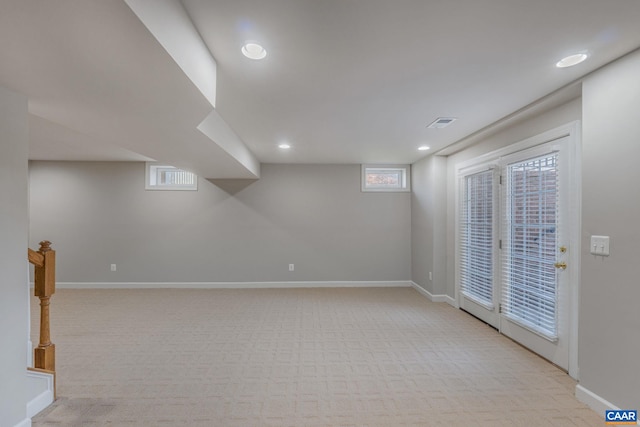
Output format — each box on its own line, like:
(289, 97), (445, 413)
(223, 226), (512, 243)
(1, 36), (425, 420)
(554, 261), (567, 270)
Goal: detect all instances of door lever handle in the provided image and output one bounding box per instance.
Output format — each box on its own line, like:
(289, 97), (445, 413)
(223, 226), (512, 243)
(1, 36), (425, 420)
(554, 261), (567, 270)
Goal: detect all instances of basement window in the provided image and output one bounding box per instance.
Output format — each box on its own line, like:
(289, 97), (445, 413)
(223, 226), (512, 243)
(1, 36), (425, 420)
(145, 163), (197, 191)
(361, 164), (410, 192)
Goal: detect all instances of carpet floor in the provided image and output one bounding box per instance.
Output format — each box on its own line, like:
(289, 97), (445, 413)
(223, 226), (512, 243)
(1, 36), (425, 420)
(31, 287), (601, 426)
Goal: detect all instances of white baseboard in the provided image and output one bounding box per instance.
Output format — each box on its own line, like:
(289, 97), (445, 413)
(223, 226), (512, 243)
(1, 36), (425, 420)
(26, 370), (55, 418)
(411, 282), (457, 307)
(14, 418), (31, 427)
(26, 389), (53, 419)
(52, 280), (413, 289)
(575, 384), (619, 416)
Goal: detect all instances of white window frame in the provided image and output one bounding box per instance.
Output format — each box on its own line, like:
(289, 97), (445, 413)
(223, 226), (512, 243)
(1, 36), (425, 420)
(361, 164), (411, 192)
(145, 162), (198, 191)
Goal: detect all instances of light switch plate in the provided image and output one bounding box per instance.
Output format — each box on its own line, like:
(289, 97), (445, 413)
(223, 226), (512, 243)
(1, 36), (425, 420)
(590, 235), (610, 256)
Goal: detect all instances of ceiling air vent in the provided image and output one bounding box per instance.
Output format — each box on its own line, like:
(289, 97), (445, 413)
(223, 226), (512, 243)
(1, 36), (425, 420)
(427, 117), (457, 129)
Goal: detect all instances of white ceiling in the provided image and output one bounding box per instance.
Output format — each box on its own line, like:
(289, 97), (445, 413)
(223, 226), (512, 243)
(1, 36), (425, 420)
(2, 1), (640, 177)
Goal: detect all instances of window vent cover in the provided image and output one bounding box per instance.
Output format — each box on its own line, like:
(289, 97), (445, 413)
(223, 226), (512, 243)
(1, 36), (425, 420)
(427, 117), (457, 129)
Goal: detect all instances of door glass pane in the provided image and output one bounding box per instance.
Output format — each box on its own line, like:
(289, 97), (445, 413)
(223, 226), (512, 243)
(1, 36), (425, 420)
(502, 153), (558, 339)
(460, 170), (494, 308)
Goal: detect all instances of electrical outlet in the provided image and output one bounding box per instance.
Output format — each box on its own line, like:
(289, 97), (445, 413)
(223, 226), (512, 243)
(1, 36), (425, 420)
(429, 271), (432, 281)
(289, 264), (294, 272)
(110, 264), (117, 272)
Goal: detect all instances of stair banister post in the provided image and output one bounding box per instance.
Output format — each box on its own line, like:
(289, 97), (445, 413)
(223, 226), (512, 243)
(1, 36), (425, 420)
(34, 240), (55, 371)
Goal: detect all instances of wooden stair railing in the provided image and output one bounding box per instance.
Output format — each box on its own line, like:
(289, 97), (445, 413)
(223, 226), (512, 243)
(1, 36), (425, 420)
(28, 241), (56, 373)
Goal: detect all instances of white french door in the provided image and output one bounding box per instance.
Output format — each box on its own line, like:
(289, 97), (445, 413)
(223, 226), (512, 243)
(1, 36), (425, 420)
(459, 167), (500, 328)
(457, 131), (577, 374)
(499, 139), (570, 370)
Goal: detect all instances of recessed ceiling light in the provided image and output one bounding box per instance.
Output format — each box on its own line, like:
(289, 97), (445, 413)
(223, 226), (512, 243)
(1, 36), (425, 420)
(556, 53), (588, 68)
(278, 143), (291, 149)
(418, 146), (430, 151)
(242, 42), (267, 60)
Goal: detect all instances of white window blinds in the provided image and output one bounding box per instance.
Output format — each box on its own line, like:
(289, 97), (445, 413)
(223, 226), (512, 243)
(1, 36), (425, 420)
(501, 153), (559, 340)
(145, 163), (197, 191)
(460, 169), (494, 309)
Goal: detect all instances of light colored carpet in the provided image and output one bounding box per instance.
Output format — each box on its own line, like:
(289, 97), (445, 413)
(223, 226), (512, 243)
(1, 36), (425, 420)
(31, 288), (601, 426)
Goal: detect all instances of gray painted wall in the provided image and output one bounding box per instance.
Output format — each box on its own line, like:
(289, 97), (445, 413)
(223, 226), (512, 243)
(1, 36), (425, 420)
(580, 50), (640, 409)
(29, 162), (411, 284)
(0, 87), (29, 426)
(411, 155), (447, 295)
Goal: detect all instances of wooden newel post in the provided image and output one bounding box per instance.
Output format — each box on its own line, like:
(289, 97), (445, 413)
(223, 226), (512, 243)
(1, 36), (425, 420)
(34, 240), (55, 371)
